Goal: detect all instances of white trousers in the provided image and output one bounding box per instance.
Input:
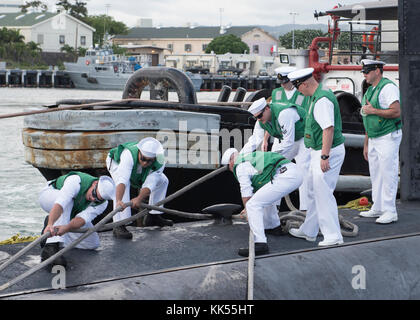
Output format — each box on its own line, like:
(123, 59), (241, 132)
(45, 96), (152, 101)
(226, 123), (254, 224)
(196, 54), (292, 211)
(368, 130), (402, 213)
(39, 186), (100, 250)
(272, 138), (311, 210)
(299, 143), (345, 242)
(106, 156), (169, 222)
(246, 162), (303, 243)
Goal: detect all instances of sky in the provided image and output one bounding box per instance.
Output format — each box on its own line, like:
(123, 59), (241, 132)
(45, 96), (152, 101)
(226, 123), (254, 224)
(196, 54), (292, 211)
(38, 0), (368, 28)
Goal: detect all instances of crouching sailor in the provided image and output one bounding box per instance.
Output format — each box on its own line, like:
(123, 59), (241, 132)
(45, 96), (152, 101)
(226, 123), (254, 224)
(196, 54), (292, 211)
(39, 172), (115, 268)
(221, 148), (303, 257)
(107, 137), (172, 239)
(242, 97), (310, 211)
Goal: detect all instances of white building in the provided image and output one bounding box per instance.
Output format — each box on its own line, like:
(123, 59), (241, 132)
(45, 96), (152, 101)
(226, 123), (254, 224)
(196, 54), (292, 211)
(0, 11), (95, 52)
(0, 0), (23, 13)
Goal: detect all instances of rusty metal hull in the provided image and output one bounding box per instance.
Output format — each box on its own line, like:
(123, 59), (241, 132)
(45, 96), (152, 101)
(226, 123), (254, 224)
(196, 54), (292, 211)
(24, 108), (220, 132)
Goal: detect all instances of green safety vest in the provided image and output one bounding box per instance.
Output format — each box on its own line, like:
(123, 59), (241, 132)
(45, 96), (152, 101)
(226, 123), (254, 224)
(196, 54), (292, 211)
(108, 141), (164, 189)
(259, 102), (306, 141)
(304, 83), (345, 150)
(271, 87), (308, 109)
(51, 171), (104, 219)
(362, 77), (402, 138)
(233, 151), (290, 192)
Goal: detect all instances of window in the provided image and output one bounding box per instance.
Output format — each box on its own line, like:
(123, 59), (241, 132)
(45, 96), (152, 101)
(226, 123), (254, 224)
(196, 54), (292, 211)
(167, 43), (173, 51)
(202, 44), (208, 51)
(185, 44), (192, 52)
(279, 54), (289, 64)
(80, 36), (86, 46)
(253, 45), (259, 54)
(59, 35), (65, 44)
(254, 34), (261, 38)
(37, 34), (44, 45)
(201, 60), (210, 68)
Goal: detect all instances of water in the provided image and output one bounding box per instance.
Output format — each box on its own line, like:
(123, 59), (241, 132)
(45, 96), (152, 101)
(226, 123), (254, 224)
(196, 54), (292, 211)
(0, 88), (224, 241)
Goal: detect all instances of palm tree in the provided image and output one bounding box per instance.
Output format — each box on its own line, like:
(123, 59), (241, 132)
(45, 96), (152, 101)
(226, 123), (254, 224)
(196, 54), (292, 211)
(8, 29), (25, 44)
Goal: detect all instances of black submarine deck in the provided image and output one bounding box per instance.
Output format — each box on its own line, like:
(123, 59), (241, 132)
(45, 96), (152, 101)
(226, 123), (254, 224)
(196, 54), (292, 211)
(1, 201), (420, 300)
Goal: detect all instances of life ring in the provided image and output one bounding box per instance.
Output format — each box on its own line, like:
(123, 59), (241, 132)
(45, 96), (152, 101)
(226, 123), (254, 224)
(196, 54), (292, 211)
(363, 27), (378, 53)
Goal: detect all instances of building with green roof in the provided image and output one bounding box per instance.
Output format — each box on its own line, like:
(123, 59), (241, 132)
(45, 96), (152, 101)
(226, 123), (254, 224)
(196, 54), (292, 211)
(0, 11), (95, 52)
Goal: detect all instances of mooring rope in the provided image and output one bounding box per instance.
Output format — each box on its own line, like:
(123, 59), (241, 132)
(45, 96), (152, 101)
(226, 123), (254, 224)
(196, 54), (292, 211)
(280, 195), (359, 237)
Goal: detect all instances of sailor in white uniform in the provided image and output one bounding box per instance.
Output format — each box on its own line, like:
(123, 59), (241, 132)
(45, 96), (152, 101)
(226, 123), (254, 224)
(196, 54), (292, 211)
(39, 173), (115, 267)
(286, 68), (346, 246)
(358, 59), (402, 224)
(107, 137), (172, 239)
(241, 96), (310, 211)
(221, 148), (302, 257)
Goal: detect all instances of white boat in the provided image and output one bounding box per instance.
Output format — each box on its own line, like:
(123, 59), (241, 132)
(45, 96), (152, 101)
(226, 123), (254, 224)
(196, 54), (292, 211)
(64, 47), (203, 91)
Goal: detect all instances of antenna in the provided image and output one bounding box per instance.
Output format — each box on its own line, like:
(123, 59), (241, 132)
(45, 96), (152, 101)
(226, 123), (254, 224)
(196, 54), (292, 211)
(290, 12), (299, 50)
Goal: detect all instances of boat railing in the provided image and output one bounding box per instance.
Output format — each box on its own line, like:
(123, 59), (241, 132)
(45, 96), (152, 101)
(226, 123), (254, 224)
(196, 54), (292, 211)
(329, 19), (399, 64)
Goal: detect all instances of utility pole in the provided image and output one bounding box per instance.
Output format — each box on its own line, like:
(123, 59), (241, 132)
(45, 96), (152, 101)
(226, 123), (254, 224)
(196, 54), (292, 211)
(104, 3), (111, 45)
(290, 12), (299, 49)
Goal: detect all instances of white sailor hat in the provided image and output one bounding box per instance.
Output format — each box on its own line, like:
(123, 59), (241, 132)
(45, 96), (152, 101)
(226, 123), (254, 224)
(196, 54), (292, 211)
(287, 68), (314, 87)
(275, 66), (297, 76)
(275, 66), (297, 83)
(97, 176), (115, 201)
(247, 97), (267, 116)
(136, 137), (164, 158)
(221, 148), (238, 165)
(361, 59), (386, 73)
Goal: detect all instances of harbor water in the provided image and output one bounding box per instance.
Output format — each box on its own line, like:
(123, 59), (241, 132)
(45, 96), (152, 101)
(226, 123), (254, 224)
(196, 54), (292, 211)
(0, 88), (224, 241)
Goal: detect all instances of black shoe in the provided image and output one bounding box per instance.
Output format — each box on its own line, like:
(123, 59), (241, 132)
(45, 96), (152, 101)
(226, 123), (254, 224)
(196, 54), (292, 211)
(40, 243), (67, 268)
(40, 215), (49, 248)
(265, 225), (287, 236)
(113, 225), (133, 239)
(144, 214), (173, 227)
(238, 242), (269, 257)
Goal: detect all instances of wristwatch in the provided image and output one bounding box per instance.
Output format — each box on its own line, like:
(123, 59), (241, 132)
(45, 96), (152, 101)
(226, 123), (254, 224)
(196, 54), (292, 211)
(321, 154), (329, 160)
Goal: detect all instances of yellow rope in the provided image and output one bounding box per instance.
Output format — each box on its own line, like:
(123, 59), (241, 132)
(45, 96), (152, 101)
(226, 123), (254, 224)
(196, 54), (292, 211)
(338, 197), (372, 211)
(0, 234), (40, 246)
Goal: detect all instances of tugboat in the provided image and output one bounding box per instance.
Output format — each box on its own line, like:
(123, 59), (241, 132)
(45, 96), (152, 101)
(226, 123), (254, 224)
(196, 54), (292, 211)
(64, 46), (203, 91)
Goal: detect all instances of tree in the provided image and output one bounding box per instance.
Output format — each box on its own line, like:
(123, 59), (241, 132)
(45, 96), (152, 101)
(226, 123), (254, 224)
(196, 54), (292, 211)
(0, 28), (25, 44)
(279, 29), (327, 49)
(77, 46), (87, 57)
(26, 41), (42, 57)
(60, 44), (75, 54)
(19, 1), (48, 13)
(56, 0), (88, 21)
(336, 31), (363, 51)
(112, 44), (127, 55)
(205, 34), (249, 54)
(84, 15), (129, 46)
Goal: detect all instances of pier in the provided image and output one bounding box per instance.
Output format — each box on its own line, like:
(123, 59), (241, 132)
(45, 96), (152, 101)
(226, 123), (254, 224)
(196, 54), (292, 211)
(0, 68), (282, 91)
(199, 74), (279, 92)
(0, 69), (73, 88)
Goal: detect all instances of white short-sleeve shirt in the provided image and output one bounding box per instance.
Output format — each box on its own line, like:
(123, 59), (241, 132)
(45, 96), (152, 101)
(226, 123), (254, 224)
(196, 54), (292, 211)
(378, 83), (400, 109)
(313, 97), (335, 129)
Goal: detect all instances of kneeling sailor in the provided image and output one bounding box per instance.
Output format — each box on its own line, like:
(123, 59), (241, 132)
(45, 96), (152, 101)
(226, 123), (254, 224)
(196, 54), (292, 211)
(39, 171), (115, 268)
